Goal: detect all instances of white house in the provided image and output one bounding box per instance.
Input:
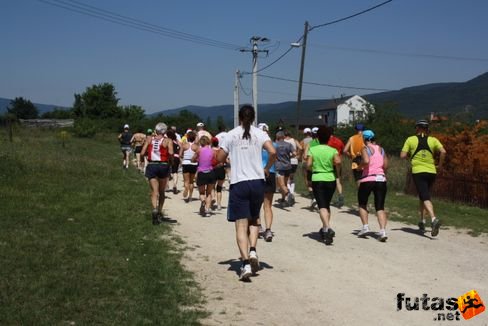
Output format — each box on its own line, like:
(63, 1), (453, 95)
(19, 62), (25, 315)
(316, 95), (374, 126)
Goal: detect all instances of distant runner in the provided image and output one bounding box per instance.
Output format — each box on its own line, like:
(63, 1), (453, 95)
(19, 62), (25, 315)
(118, 124), (132, 169)
(400, 119), (446, 236)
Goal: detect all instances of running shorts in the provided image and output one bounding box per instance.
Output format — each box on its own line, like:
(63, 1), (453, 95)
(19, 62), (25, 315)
(312, 181), (336, 210)
(121, 145), (132, 153)
(412, 172), (436, 201)
(196, 170), (216, 186)
(358, 181), (387, 211)
(182, 164), (198, 174)
(264, 172), (276, 194)
(171, 157), (180, 174)
(213, 166), (226, 181)
(227, 179), (265, 222)
(134, 145), (143, 154)
(290, 164), (298, 174)
(352, 169), (363, 181)
(277, 169), (291, 177)
(145, 163), (169, 179)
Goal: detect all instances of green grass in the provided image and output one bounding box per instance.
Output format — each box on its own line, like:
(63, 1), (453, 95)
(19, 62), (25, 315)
(295, 156), (488, 236)
(0, 128), (208, 325)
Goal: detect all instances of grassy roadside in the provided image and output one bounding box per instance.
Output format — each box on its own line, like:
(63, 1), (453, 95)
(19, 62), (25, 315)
(295, 158), (488, 236)
(0, 128), (207, 325)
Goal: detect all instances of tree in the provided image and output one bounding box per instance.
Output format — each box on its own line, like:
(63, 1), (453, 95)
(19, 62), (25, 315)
(216, 115), (226, 131)
(121, 105), (145, 121)
(72, 83), (121, 118)
(7, 97), (38, 119)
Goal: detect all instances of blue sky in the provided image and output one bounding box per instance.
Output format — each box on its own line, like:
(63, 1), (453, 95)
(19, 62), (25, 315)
(1, 0), (487, 114)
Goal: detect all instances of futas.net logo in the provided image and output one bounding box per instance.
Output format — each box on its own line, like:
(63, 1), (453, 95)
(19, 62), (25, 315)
(397, 290), (485, 321)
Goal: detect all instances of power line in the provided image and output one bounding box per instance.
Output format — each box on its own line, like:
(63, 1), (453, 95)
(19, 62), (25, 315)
(258, 74), (394, 92)
(308, 42), (488, 63)
(309, 0), (393, 31)
(38, 0), (244, 51)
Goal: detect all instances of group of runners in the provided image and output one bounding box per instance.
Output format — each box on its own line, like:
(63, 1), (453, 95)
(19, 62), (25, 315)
(119, 105), (447, 281)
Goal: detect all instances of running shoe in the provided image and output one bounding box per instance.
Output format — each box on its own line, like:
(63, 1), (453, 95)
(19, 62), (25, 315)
(173, 187), (177, 194)
(418, 221), (426, 232)
(239, 264), (252, 281)
(287, 193), (295, 206)
(357, 227), (370, 237)
(337, 194), (344, 208)
(199, 202), (206, 216)
(204, 210), (211, 217)
(431, 219), (441, 237)
(249, 251), (259, 274)
(310, 199), (317, 211)
(377, 230), (388, 242)
(318, 228), (326, 241)
(264, 229), (273, 242)
(258, 225), (266, 237)
(217, 204), (222, 211)
(324, 228), (335, 245)
(152, 209), (160, 225)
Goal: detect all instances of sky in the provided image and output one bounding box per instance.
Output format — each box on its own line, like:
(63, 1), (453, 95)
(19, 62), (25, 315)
(1, 0), (487, 114)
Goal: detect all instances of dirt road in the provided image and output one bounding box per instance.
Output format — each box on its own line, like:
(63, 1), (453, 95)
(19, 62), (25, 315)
(163, 189), (488, 325)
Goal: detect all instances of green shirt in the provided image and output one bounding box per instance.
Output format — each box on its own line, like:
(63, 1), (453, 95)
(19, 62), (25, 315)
(401, 135), (443, 174)
(308, 144), (338, 182)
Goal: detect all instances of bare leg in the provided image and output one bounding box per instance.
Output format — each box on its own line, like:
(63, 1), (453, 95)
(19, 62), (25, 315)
(149, 178), (160, 209)
(377, 210), (387, 230)
(359, 206), (369, 226)
(189, 173), (196, 200)
(318, 208), (331, 229)
(277, 175), (288, 200)
(423, 200), (436, 220)
(158, 177), (168, 213)
(235, 219), (250, 260)
(263, 192), (274, 229)
(183, 172), (190, 198)
(205, 184), (215, 211)
(249, 218), (259, 248)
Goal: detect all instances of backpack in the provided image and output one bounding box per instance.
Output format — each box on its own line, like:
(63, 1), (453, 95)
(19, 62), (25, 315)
(411, 135), (433, 160)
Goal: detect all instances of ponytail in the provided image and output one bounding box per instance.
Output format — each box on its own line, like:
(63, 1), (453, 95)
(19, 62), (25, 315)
(239, 104), (255, 140)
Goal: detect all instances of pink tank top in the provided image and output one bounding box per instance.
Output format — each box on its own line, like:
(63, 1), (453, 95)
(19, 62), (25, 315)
(197, 146), (214, 172)
(360, 144), (386, 183)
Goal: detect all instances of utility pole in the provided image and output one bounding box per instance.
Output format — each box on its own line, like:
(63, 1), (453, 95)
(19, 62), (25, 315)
(296, 21), (309, 134)
(240, 36), (269, 125)
(233, 69), (240, 128)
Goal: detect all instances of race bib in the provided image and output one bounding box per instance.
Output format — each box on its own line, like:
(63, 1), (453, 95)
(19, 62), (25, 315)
(375, 174), (386, 182)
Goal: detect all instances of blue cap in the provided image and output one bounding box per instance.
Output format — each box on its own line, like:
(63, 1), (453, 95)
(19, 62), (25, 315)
(363, 130), (375, 140)
(355, 123), (365, 131)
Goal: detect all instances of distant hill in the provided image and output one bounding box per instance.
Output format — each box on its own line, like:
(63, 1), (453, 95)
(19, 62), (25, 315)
(0, 97), (68, 115)
(154, 72), (488, 126)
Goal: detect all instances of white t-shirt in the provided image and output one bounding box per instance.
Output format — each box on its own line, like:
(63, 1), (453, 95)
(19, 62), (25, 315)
(215, 131), (228, 145)
(220, 125), (271, 185)
(284, 137), (298, 165)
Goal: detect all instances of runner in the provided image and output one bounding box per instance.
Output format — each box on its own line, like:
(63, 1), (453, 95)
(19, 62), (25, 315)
(307, 126), (341, 245)
(166, 129), (181, 194)
(400, 119), (446, 236)
(180, 131), (198, 203)
(356, 130), (389, 242)
(211, 137), (226, 211)
(284, 130), (302, 200)
(196, 122), (212, 142)
(303, 127), (320, 208)
(192, 136), (216, 217)
(140, 122), (174, 225)
(275, 131), (296, 207)
(343, 123), (365, 187)
(130, 128), (146, 172)
(300, 127), (313, 196)
(259, 123), (277, 242)
(118, 124), (132, 169)
(217, 105), (276, 281)
(327, 128), (345, 208)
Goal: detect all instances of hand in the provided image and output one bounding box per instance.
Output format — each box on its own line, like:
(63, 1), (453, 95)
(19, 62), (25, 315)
(264, 168), (270, 177)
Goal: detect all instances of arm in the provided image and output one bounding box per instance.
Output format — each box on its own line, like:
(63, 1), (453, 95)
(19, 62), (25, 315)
(140, 136), (151, 157)
(263, 140), (276, 176)
(383, 153), (389, 172)
(166, 139), (174, 165)
(437, 147), (446, 169)
(216, 148), (228, 164)
(343, 138), (352, 158)
(333, 153), (341, 167)
(400, 151), (408, 160)
(306, 154), (313, 171)
(191, 147), (199, 163)
(302, 143), (310, 161)
(360, 146), (370, 167)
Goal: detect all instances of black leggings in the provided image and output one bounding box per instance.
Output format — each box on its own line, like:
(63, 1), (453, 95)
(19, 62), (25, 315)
(412, 172), (436, 201)
(358, 181), (387, 211)
(312, 181), (336, 210)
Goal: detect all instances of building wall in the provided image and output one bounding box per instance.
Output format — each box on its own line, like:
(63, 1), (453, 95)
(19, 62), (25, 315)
(337, 95), (373, 125)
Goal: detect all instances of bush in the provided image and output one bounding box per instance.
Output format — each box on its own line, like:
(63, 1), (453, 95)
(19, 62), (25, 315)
(73, 118), (99, 138)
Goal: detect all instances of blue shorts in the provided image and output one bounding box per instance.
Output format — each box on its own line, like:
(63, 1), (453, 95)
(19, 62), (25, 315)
(227, 180), (265, 222)
(145, 163), (170, 179)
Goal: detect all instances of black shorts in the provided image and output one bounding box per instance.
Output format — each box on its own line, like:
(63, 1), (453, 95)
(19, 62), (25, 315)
(196, 170), (216, 186)
(352, 169), (363, 181)
(290, 164), (298, 173)
(306, 170), (312, 182)
(358, 181), (387, 211)
(134, 146), (143, 154)
(412, 172), (436, 201)
(182, 164), (197, 174)
(264, 172), (276, 194)
(145, 163), (170, 179)
(171, 157), (180, 174)
(277, 169), (291, 177)
(213, 166), (226, 181)
(227, 180), (265, 222)
(312, 181), (336, 210)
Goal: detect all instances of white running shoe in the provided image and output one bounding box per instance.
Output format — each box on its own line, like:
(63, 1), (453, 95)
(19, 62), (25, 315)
(249, 251), (259, 274)
(239, 264), (252, 281)
(378, 230), (388, 242)
(357, 227), (370, 237)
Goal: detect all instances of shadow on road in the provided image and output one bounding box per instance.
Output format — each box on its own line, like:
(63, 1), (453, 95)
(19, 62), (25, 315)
(390, 227), (435, 240)
(218, 258), (274, 279)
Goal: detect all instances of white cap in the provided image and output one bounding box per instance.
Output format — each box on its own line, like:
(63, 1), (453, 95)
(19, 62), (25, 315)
(303, 127), (311, 134)
(124, 124), (129, 129)
(312, 127), (319, 133)
(258, 123), (269, 131)
(196, 122), (204, 127)
(186, 129), (192, 134)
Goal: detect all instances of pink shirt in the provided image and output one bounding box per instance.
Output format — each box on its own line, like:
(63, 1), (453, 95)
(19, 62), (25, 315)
(360, 144), (386, 183)
(197, 146), (214, 172)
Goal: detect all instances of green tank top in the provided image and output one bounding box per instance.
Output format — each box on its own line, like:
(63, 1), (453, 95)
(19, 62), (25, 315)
(308, 144), (337, 182)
